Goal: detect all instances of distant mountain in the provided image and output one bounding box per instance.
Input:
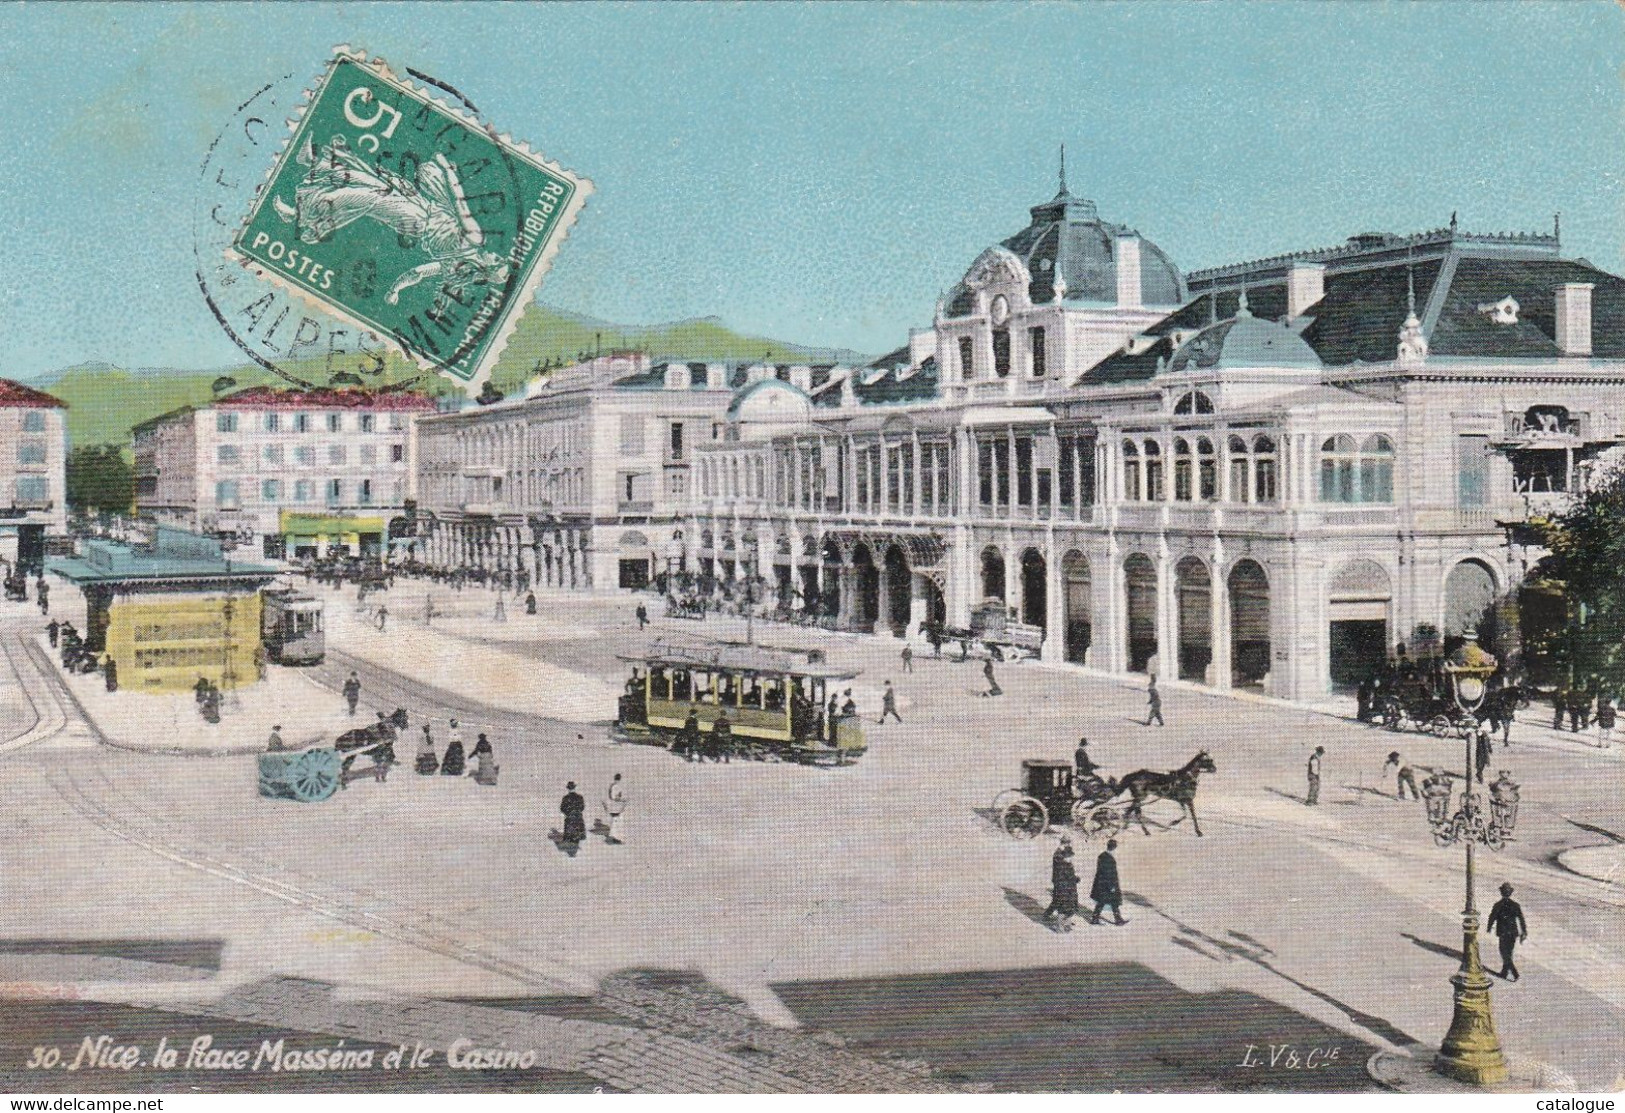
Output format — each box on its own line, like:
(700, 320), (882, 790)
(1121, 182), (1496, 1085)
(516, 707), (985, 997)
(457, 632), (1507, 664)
(33, 304), (877, 447)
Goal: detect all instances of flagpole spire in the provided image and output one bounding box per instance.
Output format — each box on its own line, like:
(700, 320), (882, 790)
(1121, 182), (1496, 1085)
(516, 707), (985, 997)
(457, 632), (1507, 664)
(1058, 143), (1068, 196)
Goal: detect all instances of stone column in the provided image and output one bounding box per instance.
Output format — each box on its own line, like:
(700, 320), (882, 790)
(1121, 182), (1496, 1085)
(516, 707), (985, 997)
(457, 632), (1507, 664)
(1042, 537), (1064, 663)
(1210, 544), (1232, 690)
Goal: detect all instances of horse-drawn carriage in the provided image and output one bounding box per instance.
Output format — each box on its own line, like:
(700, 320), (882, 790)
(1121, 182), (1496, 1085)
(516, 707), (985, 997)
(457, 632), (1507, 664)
(945, 600), (1045, 662)
(1380, 674), (1480, 738)
(665, 594), (706, 620)
(991, 750), (1217, 839)
(256, 708), (406, 802)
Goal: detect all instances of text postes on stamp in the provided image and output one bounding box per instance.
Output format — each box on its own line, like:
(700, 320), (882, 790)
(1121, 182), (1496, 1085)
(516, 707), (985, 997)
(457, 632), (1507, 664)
(228, 48), (591, 391)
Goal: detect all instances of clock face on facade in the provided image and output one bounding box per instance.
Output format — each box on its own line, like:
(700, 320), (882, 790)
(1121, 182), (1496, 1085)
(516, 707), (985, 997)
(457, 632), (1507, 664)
(989, 294), (1010, 325)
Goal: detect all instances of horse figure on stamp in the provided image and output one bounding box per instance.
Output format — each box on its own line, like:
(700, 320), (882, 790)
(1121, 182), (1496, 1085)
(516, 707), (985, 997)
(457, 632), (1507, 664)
(1115, 750), (1217, 837)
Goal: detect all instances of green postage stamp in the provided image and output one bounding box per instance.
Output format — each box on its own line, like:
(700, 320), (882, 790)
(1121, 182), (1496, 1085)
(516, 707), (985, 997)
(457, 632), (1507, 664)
(229, 47), (591, 389)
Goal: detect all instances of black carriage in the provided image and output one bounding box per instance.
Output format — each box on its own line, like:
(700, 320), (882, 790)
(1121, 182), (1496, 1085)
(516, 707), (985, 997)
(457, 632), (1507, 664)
(1380, 675), (1478, 737)
(991, 759), (1126, 840)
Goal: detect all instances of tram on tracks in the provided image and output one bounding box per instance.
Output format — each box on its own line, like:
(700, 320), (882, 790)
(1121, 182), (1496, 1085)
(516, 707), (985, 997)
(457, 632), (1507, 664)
(614, 640), (866, 765)
(260, 586), (325, 665)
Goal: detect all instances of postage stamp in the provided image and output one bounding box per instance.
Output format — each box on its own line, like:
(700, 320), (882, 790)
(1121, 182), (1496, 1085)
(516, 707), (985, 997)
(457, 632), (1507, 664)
(227, 47), (591, 390)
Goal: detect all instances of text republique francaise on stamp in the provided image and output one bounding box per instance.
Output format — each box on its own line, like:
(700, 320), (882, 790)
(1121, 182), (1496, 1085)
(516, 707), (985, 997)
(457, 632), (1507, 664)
(228, 47), (591, 390)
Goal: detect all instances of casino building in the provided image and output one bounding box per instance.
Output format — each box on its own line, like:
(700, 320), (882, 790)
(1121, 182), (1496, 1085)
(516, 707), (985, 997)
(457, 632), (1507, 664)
(682, 170), (1625, 700)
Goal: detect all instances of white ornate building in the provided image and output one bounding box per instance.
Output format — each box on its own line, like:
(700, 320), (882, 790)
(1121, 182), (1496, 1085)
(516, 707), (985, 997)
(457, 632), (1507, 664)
(683, 176), (1625, 700)
(0, 378), (68, 573)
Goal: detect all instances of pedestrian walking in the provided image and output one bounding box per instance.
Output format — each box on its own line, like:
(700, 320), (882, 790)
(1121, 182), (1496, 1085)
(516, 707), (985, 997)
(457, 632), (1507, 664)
(1089, 839), (1127, 925)
(266, 725), (286, 752)
(1306, 746), (1324, 805)
(1474, 727), (1492, 784)
(677, 706), (701, 761)
(1145, 676), (1165, 727)
(493, 595), (506, 623)
(525, 591), (537, 615)
(1486, 881), (1528, 980)
(635, 603), (649, 630)
(878, 680), (903, 724)
(376, 605), (388, 632)
(470, 733), (498, 785)
(1383, 751), (1419, 800)
(559, 781), (587, 853)
(982, 659), (1002, 698)
(1552, 686), (1566, 731)
(1356, 676), (1373, 723)
(604, 773), (627, 844)
(440, 722), (466, 776)
(342, 671), (361, 716)
(901, 644), (913, 673)
(36, 578), (48, 615)
(415, 723), (439, 774)
(929, 626), (943, 659)
(102, 655), (118, 693)
(711, 709), (733, 763)
(1596, 698), (1615, 748)
(1043, 838), (1080, 932)
(46, 619), (58, 648)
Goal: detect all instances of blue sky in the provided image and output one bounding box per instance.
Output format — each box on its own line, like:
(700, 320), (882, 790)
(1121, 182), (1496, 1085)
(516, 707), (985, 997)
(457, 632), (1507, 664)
(0, 0), (1619, 377)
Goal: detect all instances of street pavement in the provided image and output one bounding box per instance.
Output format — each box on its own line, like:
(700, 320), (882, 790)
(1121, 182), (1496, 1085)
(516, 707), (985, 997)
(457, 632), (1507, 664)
(1, 583), (1621, 1092)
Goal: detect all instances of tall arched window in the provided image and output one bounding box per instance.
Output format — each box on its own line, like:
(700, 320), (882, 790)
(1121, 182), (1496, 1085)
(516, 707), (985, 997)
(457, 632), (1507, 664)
(1122, 440), (1141, 501)
(1320, 435), (1358, 502)
(1360, 434), (1395, 503)
(1320, 434), (1395, 503)
(1228, 435), (1250, 503)
(1144, 440), (1165, 501)
(1253, 435), (1278, 503)
(1173, 438), (1193, 501)
(1196, 437), (1217, 501)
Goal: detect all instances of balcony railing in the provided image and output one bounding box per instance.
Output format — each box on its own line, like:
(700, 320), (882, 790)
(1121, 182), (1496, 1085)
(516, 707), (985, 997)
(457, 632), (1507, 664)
(618, 500), (655, 515)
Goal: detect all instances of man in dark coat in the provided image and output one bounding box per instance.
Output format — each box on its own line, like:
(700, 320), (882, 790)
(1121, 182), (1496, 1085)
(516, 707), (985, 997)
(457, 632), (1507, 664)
(342, 672), (362, 716)
(1486, 881), (1528, 980)
(710, 710), (732, 763)
(46, 619), (58, 648)
(560, 781), (587, 851)
(1145, 676), (1164, 726)
(1356, 676), (1373, 723)
(1043, 839), (1080, 932)
(982, 659), (1002, 698)
(1474, 728), (1493, 783)
(1090, 839), (1126, 925)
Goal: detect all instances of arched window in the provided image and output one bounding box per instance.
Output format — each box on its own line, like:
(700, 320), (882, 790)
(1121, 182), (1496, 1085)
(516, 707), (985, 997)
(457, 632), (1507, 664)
(1360, 434), (1395, 503)
(1196, 437), (1217, 501)
(1122, 440), (1141, 502)
(1320, 435), (1357, 502)
(1174, 390), (1215, 415)
(1227, 435), (1250, 503)
(1173, 438), (1193, 501)
(1253, 435), (1278, 503)
(1320, 433), (1395, 503)
(1144, 439), (1164, 501)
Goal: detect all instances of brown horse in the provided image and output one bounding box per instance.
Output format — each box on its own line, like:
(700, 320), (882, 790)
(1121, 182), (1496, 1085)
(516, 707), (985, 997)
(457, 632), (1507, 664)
(1116, 750), (1218, 837)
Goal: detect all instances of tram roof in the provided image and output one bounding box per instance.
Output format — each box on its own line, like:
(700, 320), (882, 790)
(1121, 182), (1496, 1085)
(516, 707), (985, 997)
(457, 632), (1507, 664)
(619, 640), (859, 680)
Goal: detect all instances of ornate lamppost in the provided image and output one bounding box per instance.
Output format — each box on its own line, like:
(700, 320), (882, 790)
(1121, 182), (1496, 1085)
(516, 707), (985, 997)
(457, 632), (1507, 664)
(1430, 630), (1520, 1085)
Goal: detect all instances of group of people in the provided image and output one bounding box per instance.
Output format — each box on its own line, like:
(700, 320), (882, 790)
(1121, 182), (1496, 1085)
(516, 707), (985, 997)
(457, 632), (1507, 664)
(1043, 836), (1127, 932)
(413, 718), (498, 785)
(1549, 686), (1617, 746)
(557, 774), (626, 854)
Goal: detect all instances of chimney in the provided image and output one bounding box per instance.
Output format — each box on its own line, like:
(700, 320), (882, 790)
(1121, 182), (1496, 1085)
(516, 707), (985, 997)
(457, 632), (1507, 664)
(706, 363), (726, 389)
(1115, 236), (1142, 310)
(908, 327), (935, 370)
(1555, 283), (1594, 356)
(1286, 263), (1326, 318)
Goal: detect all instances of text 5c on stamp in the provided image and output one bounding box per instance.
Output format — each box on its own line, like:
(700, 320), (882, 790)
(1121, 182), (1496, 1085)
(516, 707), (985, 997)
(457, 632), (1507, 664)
(228, 46), (591, 390)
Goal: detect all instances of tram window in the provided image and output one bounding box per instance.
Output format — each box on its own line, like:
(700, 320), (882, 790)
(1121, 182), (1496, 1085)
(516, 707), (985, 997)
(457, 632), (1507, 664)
(717, 674), (738, 706)
(694, 671), (714, 704)
(763, 679), (785, 711)
(650, 667), (669, 700)
(742, 679), (763, 709)
(672, 669), (692, 701)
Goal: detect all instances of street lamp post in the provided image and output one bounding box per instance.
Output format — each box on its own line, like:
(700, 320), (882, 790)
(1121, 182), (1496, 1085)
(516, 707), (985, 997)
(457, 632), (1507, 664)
(1430, 629), (1518, 1086)
(743, 552), (756, 646)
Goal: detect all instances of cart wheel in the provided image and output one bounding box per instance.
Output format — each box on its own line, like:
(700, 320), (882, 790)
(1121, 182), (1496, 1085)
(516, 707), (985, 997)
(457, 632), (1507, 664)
(1071, 800), (1115, 838)
(290, 749), (340, 802)
(991, 789), (1025, 815)
(999, 797), (1048, 839)
(1428, 715), (1454, 738)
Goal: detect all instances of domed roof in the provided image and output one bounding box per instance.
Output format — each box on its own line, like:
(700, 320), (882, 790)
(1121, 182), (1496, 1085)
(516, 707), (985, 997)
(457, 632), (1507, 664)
(1168, 299), (1322, 372)
(947, 181), (1183, 314)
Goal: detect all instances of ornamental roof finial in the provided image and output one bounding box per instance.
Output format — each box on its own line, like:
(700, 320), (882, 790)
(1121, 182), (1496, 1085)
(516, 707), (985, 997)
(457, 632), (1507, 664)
(1058, 143), (1069, 198)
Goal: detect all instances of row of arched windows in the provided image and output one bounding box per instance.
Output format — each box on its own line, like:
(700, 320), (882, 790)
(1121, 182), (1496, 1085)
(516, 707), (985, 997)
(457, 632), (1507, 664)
(1319, 434), (1394, 504)
(1122, 435), (1278, 504)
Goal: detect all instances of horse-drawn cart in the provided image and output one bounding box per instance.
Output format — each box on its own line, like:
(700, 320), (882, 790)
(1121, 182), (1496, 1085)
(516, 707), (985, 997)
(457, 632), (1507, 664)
(256, 708), (406, 802)
(991, 750), (1217, 839)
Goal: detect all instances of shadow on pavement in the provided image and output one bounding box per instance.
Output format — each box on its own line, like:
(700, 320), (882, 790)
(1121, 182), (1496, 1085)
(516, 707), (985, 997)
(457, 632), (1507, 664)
(1400, 932), (1463, 962)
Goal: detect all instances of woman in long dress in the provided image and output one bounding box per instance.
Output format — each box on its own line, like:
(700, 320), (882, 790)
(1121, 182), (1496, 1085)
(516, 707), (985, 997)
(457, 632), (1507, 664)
(415, 724), (439, 775)
(560, 782), (587, 847)
(439, 729), (466, 776)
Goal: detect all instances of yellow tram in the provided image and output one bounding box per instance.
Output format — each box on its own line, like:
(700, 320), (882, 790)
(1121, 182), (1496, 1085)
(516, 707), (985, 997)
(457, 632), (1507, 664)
(260, 586), (325, 665)
(615, 640), (866, 765)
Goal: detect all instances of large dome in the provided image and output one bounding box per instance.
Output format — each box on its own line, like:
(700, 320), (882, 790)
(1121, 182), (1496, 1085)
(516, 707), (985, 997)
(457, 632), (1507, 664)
(948, 185), (1183, 314)
(1168, 301), (1321, 372)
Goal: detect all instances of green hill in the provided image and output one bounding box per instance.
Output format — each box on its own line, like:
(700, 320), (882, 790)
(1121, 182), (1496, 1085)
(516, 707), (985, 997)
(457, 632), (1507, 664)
(36, 305), (873, 447)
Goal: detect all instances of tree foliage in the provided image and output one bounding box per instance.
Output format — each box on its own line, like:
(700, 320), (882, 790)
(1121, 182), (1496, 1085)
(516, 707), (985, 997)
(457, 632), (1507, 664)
(66, 444), (134, 515)
(1531, 465), (1625, 690)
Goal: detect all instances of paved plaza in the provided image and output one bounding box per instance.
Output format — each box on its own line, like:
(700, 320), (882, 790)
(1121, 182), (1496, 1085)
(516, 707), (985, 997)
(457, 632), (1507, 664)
(1, 583), (1621, 1092)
